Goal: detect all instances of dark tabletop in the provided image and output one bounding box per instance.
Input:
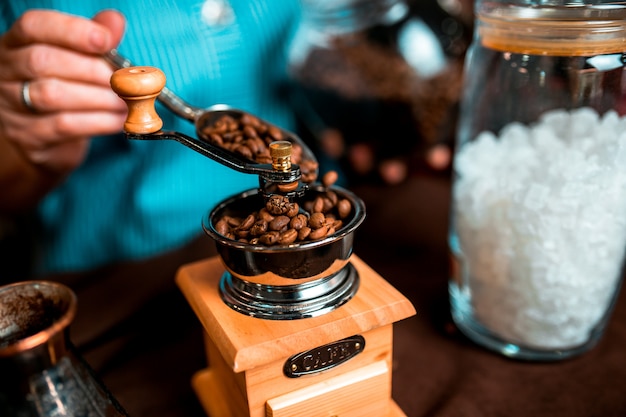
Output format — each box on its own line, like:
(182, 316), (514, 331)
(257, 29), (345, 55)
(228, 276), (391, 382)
(10, 174), (626, 417)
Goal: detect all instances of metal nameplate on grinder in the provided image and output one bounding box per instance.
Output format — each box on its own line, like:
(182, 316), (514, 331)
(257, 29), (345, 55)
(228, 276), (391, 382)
(284, 335), (365, 378)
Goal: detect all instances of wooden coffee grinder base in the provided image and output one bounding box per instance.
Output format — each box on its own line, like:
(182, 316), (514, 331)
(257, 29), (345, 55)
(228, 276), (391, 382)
(176, 255), (415, 417)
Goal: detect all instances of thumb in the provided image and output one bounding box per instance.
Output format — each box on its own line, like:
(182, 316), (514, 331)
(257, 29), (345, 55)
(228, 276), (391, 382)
(92, 9), (126, 49)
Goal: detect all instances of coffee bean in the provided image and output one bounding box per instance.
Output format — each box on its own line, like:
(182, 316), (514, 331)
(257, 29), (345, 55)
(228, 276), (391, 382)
(322, 197), (334, 213)
(244, 139), (260, 154)
(256, 154), (273, 164)
(291, 143), (303, 160)
(251, 137), (267, 154)
(236, 229), (250, 239)
(337, 199), (352, 219)
(268, 126), (283, 141)
(267, 195), (291, 215)
(309, 225), (328, 240)
(298, 226), (311, 241)
(313, 196), (325, 213)
(309, 212), (325, 229)
(260, 231), (280, 245)
(326, 190), (338, 206)
(290, 214), (308, 230)
(322, 170), (338, 187)
(215, 218), (230, 235)
(238, 214), (256, 231)
(300, 160), (319, 183)
(212, 118), (229, 133)
(240, 113), (260, 127)
(278, 229), (298, 245)
(270, 215), (290, 231)
(235, 144), (253, 160)
(223, 215), (240, 227)
(250, 220), (268, 236)
(286, 202), (300, 217)
(208, 133), (223, 146)
(258, 208), (275, 222)
(243, 125), (258, 138)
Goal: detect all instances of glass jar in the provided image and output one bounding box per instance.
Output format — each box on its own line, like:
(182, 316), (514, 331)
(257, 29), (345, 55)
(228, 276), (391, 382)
(0, 281), (129, 416)
(287, 0), (471, 184)
(449, 0), (626, 360)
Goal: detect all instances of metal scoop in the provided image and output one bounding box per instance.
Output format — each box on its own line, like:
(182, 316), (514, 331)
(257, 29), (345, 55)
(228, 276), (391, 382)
(106, 50), (317, 190)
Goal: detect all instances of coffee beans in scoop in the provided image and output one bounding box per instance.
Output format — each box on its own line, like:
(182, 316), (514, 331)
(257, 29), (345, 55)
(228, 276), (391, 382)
(199, 113), (319, 183)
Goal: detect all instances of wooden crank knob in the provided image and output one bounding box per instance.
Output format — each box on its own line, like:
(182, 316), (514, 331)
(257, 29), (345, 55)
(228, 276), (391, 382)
(110, 66), (166, 134)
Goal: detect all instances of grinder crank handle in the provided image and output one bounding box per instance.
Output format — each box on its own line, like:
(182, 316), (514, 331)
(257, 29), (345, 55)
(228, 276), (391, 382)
(105, 49), (201, 122)
(109, 66), (302, 184)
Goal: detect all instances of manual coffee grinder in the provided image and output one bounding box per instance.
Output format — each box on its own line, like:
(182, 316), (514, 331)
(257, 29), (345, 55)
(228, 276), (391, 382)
(111, 65), (415, 417)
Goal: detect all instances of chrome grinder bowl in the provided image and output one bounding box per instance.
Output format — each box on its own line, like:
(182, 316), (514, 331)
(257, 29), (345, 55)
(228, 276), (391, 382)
(203, 185), (366, 319)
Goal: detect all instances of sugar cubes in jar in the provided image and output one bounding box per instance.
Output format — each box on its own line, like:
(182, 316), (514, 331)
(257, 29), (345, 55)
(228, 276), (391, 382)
(449, 0), (626, 360)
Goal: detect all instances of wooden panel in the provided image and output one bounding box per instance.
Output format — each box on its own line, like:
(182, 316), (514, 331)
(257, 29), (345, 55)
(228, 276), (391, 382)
(192, 366), (408, 417)
(202, 334), (249, 413)
(266, 360), (390, 417)
(192, 368), (245, 417)
(245, 326), (393, 417)
(176, 255), (416, 373)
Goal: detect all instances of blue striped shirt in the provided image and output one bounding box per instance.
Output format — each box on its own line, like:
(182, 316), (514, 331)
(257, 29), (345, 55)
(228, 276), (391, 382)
(0, 0), (301, 274)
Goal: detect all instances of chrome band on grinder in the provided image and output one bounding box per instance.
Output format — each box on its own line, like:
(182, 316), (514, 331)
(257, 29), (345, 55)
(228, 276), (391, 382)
(219, 263), (359, 320)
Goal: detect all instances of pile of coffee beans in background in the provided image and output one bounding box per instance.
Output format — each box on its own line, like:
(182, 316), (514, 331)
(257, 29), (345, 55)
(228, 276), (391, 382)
(199, 113), (319, 183)
(213, 171), (353, 246)
(287, 0), (472, 181)
(291, 35), (464, 164)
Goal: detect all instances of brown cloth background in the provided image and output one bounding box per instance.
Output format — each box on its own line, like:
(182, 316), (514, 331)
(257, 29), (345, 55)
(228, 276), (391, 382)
(17, 175), (626, 417)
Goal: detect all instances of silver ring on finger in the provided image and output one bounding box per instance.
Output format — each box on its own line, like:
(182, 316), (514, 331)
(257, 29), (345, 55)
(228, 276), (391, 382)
(21, 80), (37, 113)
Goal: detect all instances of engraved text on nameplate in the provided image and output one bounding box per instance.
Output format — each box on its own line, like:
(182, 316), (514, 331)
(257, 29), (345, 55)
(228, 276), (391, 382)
(283, 335), (365, 378)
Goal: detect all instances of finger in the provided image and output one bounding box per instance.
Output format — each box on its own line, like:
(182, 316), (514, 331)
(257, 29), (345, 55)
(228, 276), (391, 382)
(0, 44), (116, 85)
(92, 10), (126, 48)
(1, 81), (36, 113)
(0, 81), (35, 113)
(1, 109), (126, 155)
(26, 137), (91, 174)
(0, 79), (127, 113)
(3, 9), (122, 54)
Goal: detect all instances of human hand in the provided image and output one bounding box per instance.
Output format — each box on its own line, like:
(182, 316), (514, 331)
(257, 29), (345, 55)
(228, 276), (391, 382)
(0, 9), (127, 175)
